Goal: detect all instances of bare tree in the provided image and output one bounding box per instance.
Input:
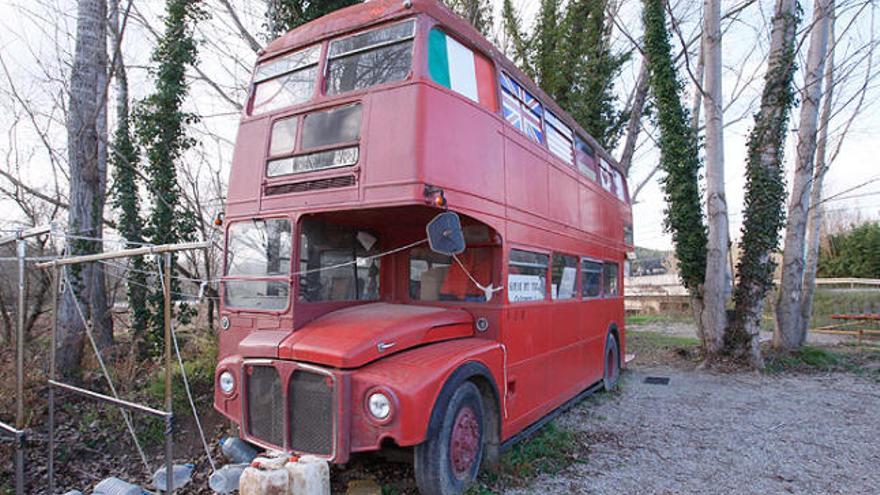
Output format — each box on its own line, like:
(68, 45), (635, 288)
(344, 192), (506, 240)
(58, 0), (113, 373)
(701, 0), (729, 356)
(776, 0), (835, 350)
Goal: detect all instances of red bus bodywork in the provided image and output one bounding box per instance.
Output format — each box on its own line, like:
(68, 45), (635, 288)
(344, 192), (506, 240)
(215, 0), (633, 470)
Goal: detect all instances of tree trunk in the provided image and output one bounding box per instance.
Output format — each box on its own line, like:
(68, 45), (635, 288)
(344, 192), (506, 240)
(800, 13), (836, 339)
(619, 59), (649, 176)
(775, 0), (833, 350)
(690, 41), (705, 131)
(729, 0), (799, 369)
(58, 0), (112, 374)
(700, 0), (729, 356)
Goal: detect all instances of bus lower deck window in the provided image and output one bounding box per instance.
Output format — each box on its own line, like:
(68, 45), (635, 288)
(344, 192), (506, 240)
(298, 218), (380, 302)
(552, 253), (578, 300)
(409, 247), (494, 302)
(604, 262), (619, 297)
(508, 249), (548, 302)
(582, 260), (602, 299)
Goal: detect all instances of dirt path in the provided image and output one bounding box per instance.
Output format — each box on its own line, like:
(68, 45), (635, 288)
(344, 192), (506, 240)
(510, 367), (880, 494)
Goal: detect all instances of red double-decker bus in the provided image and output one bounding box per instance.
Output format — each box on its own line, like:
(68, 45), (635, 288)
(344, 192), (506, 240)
(214, 0), (633, 492)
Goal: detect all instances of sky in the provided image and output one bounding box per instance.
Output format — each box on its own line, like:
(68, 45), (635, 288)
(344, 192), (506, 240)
(0, 0), (877, 251)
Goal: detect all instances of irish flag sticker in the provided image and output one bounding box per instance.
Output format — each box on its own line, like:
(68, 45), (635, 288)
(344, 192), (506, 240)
(428, 29), (496, 109)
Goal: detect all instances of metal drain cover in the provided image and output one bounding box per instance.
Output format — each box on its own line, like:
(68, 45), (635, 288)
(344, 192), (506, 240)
(644, 376), (671, 385)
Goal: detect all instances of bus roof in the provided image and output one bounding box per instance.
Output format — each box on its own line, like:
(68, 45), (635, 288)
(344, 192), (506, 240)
(260, 0), (622, 174)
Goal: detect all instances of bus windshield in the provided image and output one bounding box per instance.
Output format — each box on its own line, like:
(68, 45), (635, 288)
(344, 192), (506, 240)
(224, 218), (292, 310)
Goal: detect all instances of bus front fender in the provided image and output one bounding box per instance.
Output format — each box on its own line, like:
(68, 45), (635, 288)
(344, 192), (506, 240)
(347, 338), (505, 453)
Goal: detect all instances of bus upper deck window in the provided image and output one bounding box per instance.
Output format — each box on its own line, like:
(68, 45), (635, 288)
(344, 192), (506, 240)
(326, 20), (415, 95)
(575, 135), (597, 182)
(251, 45), (320, 116)
(545, 110), (574, 166)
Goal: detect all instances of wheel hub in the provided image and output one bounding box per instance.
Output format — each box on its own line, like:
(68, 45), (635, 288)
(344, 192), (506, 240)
(450, 406), (480, 477)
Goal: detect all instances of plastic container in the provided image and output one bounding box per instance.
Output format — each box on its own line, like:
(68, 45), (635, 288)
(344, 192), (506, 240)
(92, 477), (146, 495)
(208, 463), (248, 493)
(286, 456), (330, 495)
(239, 456), (289, 495)
(220, 436), (259, 464)
(151, 463), (194, 492)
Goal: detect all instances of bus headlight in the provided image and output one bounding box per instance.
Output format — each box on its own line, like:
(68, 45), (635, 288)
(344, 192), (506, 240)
(367, 392), (392, 421)
(219, 371), (235, 395)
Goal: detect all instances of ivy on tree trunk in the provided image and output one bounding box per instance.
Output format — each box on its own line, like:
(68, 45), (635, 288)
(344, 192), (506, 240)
(109, 0), (149, 357)
(729, 0), (800, 368)
(641, 0), (709, 349)
(134, 0), (204, 354)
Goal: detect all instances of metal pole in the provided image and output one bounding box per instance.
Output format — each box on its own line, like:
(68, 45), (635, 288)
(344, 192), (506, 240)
(48, 266), (58, 494)
(163, 252), (174, 494)
(15, 235), (26, 495)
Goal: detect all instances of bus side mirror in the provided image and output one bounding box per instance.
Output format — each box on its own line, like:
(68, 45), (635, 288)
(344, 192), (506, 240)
(426, 212), (465, 256)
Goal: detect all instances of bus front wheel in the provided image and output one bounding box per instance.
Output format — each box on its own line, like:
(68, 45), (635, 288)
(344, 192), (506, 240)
(414, 381), (485, 495)
(603, 333), (621, 391)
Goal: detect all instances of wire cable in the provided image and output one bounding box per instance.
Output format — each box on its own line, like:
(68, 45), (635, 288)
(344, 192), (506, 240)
(60, 266), (152, 474)
(155, 258), (217, 472)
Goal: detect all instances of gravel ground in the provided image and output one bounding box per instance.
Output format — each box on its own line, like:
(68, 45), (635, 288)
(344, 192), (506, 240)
(510, 367), (880, 495)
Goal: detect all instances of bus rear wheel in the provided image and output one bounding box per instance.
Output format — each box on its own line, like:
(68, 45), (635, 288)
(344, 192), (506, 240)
(603, 333), (621, 391)
(415, 381), (485, 495)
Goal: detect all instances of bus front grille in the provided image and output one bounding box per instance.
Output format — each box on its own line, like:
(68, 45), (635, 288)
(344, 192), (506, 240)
(289, 370), (335, 455)
(245, 365), (284, 448)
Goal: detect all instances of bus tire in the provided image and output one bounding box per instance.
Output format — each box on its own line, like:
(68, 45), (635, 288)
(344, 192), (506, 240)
(414, 381), (484, 495)
(603, 332), (621, 391)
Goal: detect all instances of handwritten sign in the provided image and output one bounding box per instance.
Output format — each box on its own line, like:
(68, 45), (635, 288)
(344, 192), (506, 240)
(508, 274), (546, 302)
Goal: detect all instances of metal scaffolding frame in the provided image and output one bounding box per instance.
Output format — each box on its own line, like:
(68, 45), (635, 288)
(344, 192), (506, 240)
(37, 241), (210, 494)
(0, 225), (51, 495)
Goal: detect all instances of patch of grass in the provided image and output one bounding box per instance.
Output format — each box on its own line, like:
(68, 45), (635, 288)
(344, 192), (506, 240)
(501, 423), (584, 479)
(626, 330), (701, 367)
(626, 313), (693, 326)
(628, 330), (700, 349)
(138, 330), (217, 446)
(765, 344), (880, 378)
(470, 422), (588, 493)
(144, 332), (216, 411)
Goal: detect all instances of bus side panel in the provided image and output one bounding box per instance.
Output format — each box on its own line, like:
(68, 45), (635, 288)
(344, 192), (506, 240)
(548, 300), (586, 399)
(420, 86), (505, 205)
(227, 119), (270, 217)
(578, 182), (606, 238)
(504, 133), (549, 220)
(501, 303), (551, 430)
(548, 165), (580, 229)
(361, 86), (420, 201)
